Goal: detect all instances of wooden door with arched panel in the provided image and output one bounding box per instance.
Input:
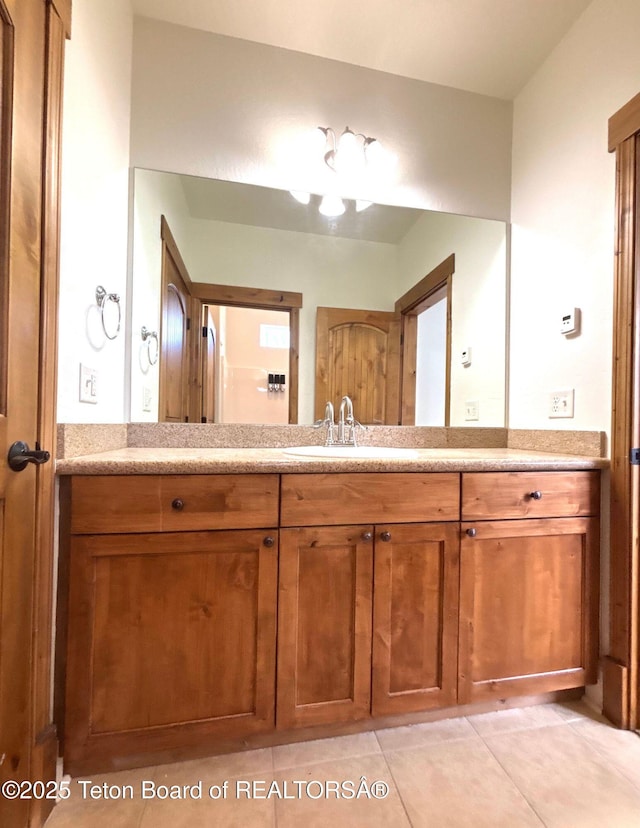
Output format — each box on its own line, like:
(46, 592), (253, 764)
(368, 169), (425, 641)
(159, 216), (194, 423)
(315, 307), (401, 424)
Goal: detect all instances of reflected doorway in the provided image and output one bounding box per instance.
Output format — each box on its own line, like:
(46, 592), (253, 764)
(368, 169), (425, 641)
(207, 305), (290, 424)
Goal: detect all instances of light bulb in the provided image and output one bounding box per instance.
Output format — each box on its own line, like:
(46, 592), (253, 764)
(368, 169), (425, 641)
(335, 127), (364, 177)
(365, 138), (384, 167)
(318, 195), (345, 217)
(289, 190), (311, 205)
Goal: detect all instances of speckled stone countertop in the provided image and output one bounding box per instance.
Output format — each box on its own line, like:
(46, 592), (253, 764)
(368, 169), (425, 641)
(56, 446), (608, 476)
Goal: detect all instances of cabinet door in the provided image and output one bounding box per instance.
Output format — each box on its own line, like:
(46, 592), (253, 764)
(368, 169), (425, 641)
(372, 523), (459, 716)
(458, 517), (599, 703)
(277, 526), (373, 728)
(64, 529), (278, 774)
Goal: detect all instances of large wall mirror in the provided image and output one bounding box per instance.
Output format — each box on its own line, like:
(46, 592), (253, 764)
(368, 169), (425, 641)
(129, 168), (507, 426)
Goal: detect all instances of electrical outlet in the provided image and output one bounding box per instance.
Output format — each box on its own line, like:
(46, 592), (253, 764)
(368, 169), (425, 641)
(142, 386), (153, 413)
(548, 389), (574, 418)
(464, 400), (479, 421)
(79, 364), (98, 404)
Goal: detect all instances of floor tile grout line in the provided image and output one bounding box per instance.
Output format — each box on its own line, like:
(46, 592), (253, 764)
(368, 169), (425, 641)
(374, 730), (415, 828)
(568, 720), (640, 796)
(473, 733), (548, 827)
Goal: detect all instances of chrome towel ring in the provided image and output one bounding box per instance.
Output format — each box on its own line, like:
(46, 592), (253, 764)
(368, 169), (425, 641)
(141, 326), (159, 366)
(95, 285), (121, 340)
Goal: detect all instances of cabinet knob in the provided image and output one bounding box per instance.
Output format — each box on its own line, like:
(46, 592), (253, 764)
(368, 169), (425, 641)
(466, 528), (477, 537)
(361, 531), (373, 542)
(263, 536), (275, 548)
(380, 531), (392, 542)
(171, 498), (184, 511)
(529, 490), (543, 500)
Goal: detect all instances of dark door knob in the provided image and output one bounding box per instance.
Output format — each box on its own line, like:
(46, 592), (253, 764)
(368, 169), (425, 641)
(466, 528), (477, 537)
(263, 536), (275, 548)
(7, 441), (50, 472)
(171, 498), (185, 511)
(380, 531), (392, 542)
(361, 531), (373, 541)
(529, 490), (543, 500)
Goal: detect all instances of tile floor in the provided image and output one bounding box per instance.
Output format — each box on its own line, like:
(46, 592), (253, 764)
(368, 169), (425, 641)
(45, 700), (640, 827)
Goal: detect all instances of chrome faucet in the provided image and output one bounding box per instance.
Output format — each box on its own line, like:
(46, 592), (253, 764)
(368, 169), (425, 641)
(338, 395), (367, 446)
(314, 400), (336, 445)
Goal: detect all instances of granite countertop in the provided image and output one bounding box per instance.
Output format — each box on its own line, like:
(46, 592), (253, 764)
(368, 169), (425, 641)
(55, 446), (608, 475)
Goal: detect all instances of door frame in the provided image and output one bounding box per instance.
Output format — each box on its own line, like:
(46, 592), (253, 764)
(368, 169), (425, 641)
(159, 215), (198, 422)
(190, 281), (302, 424)
(604, 91), (640, 729)
(394, 254), (454, 425)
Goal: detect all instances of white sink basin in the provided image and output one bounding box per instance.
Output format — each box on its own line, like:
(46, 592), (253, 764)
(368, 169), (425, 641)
(283, 445), (420, 459)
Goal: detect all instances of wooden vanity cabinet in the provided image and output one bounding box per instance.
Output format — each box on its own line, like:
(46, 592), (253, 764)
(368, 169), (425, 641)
(458, 471), (600, 703)
(372, 522), (459, 716)
(60, 467), (601, 772)
(61, 475), (279, 775)
(277, 473), (461, 727)
(277, 525), (374, 729)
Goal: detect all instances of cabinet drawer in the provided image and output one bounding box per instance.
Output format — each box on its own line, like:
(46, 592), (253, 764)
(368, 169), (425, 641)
(461, 471), (599, 521)
(281, 473), (460, 526)
(70, 474), (279, 534)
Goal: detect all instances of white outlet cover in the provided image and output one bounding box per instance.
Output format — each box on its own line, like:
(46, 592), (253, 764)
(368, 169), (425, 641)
(465, 400), (479, 421)
(142, 386), (153, 413)
(548, 389), (574, 418)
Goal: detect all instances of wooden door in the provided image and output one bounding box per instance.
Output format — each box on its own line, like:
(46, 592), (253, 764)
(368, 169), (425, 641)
(372, 523), (459, 716)
(201, 305), (216, 422)
(315, 307), (401, 424)
(606, 94), (640, 728)
(277, 525), (373, 728)
(159, 217), (193, 422)
(64, 529), (278, 775)
(458, 517), (599, 704)
(1, 2), (69, 826)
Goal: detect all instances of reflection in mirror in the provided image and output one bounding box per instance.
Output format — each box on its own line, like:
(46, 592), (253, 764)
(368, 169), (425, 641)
(129, 169), (507, 426)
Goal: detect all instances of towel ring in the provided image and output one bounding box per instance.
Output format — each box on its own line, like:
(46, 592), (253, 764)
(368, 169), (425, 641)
(95, 286), (121, 340)
(141, 326), (159, 366)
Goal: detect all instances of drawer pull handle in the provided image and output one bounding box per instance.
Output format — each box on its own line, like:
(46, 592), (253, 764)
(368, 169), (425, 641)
(380, 531), (392, 542)
(466, 528), (477, 537)
(263, 536), (275, 548)
(361, 531), (373, 542)
(529, 490), (543, 501)
(171, 498), (185, 511)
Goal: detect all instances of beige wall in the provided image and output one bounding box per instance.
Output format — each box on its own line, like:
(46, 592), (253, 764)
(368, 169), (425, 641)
(220, 308), (289, 424)
(58, 0), (133, 423)
(396, 212), (506, 427)
(510, 0), (640, 434)
(129, 169), (194, 421)
(130, 18), (512, 222)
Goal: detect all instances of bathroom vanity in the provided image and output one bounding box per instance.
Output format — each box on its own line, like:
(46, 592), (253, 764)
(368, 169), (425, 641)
(56, 448), (602, 775)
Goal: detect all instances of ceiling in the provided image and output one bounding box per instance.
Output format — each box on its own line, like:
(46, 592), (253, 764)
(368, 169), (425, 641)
(179, 173), (425, 244)
(131, 0), (592, 100)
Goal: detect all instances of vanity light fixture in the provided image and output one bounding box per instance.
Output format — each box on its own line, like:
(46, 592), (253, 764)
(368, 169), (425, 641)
(318, 126), (381, 180)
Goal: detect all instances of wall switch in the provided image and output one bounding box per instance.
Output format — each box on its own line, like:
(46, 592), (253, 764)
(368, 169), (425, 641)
(142, 386), (153, 413)
(461, 347), (472, 366)
(79, 364), (98, 404)
(548, 389), (574, 418)
(464, 400), (479, 421)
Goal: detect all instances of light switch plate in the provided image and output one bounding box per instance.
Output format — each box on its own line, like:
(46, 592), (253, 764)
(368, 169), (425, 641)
(142, 386), (153, 413)
(79, 364), (98, 404)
